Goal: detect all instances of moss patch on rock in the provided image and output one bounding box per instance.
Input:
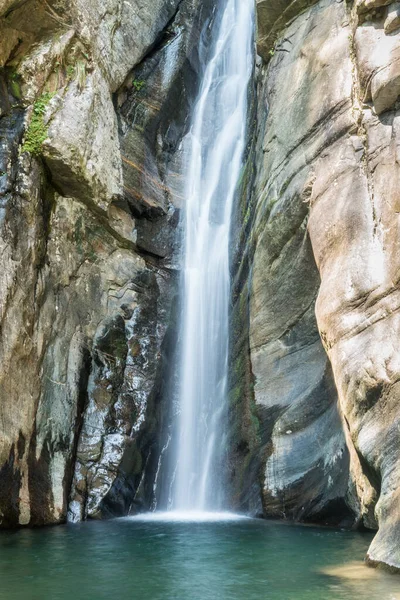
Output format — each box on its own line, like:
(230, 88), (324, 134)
(22, 92), (55, 156)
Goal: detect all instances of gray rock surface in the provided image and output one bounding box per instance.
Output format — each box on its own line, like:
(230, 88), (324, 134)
(231, 0), (354, 526)
(242, 0), (400, 572)
(0, 0), (207, 526)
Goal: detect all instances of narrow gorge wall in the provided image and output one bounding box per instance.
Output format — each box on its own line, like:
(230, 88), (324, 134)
(230, 0), (400, 572)
(0, 0), (213, 526)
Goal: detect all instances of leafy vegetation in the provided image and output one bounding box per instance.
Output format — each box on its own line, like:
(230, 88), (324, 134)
(22, 92), (55, 156)
(132, 79), (145, 92)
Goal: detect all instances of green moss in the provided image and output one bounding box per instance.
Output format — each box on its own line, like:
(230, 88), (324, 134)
(132, 79), (145, 92)
(7, 70), (22, 100)
(22, 92), (55, 156)
(10, 80), (22, 100)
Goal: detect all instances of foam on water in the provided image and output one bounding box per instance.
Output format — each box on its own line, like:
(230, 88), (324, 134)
(128, 511), (249, 523)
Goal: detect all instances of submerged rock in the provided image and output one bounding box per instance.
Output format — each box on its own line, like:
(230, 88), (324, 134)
(321, 561), (400, 597)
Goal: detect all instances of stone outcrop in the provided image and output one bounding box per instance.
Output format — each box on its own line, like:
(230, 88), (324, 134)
(235, 0), (400, 572)
(231, 0), (354, 527)
(0, 0), (212, 526)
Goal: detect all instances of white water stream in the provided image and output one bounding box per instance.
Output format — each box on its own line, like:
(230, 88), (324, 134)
(170, 0), (254, 512)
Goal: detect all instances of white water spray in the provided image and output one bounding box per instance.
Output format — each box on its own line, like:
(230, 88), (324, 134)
(170, 0), (254, 512)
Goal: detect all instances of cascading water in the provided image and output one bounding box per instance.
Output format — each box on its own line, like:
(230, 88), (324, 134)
(166, 0), (254, 513)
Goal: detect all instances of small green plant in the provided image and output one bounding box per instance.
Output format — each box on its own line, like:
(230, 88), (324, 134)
(269, 47), (275, 57)
(0, 171), (6, 177)
(9, 71), (22, 100)
(132, 79), (145, 92)
(22, 92), (55, 156)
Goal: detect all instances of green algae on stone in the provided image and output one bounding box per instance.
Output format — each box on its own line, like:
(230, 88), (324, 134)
(132, 79), (146, 92)
(10, 77), (22, 100)
(22, 92), (55, 156)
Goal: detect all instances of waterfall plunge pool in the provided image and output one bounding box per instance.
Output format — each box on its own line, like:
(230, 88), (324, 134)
(0, 517), (399, 599)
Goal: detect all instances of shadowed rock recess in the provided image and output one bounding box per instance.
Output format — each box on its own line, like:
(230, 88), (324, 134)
(1, 0), (400, 574)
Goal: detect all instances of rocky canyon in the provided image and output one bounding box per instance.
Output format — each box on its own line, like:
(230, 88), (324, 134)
(1, 0), (400, 575)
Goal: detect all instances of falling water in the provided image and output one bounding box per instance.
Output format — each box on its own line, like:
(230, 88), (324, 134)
(170, 0), (254, 512)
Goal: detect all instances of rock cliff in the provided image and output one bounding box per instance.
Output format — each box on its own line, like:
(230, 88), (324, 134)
(0, 0), (213, 526)
(232, 0), (400, 572)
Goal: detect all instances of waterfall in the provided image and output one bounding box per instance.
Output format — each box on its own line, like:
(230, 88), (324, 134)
(169, 0), (254, 513)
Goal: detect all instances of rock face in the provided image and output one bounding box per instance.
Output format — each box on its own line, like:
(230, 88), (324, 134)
(231, 0), (400, 572)
(0, 0), (212, 526)
(231, 0), (353, 526)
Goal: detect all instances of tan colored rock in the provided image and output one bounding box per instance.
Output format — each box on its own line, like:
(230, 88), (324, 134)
(384, 2), (400, 32)
(0, 0), (17, 16)
(309, 103), (400, 568)
(355, 22), (400, 113)
(0, 26), (19, 66)
(356, 0), (391, 15)
(250, 0), (400, 571)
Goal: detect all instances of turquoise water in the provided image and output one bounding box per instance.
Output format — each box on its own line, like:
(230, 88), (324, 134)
(0, 516), (399, 600)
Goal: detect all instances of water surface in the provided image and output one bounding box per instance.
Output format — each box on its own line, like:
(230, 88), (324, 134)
(0, 517), (399, 599)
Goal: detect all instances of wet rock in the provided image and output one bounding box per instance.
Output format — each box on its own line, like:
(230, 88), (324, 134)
(384, 2), (400, 32)
(234, 0), (355, 526)
(0, 0), (191, 527)
(0, 0), (220, 527)
(245, 0), (400, 572)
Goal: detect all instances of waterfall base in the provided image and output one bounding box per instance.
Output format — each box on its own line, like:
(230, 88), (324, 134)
(127, 511), (248, 522)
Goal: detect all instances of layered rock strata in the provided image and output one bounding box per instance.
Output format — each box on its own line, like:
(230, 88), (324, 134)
(237, 0), (400, 572)
(0, 0), (211, 526)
